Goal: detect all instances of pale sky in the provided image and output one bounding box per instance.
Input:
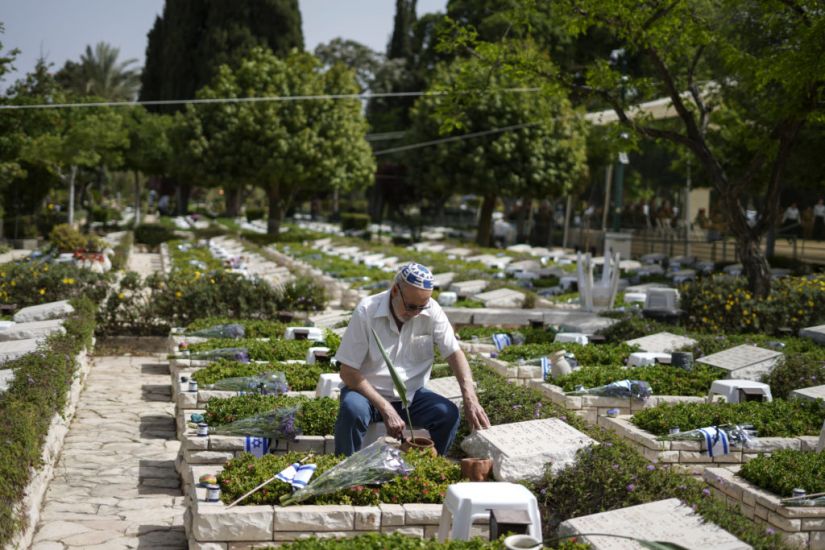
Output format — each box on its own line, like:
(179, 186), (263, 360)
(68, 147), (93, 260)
(0, 0), (447, 91)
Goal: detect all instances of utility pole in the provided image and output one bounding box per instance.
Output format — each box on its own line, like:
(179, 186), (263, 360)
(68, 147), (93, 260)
(611, 49), (629, 233)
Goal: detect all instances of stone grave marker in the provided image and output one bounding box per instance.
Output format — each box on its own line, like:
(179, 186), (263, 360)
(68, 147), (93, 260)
(467, 254), (512, 269)
(0, 338), (40, 365)
(461, 418), (596, 482)
(0, 369), (14, 393)
(432, 272), (456, 289)
(696, 344), (783, 381)
(450, 279), (489, 298)
(506, 260), (542, 274)
(644, 288), (679, 310)
(13, 300), (74, 323)
(474, 288), (525, 308)
(799, 324), (825, 346)
(0, 319), (65, 342)
(790, 384), (825, 402)
(559, 498), (751, 550)
(817, 419), (824, 452)
(425, 376), (463, 405)
(445, 247), (472, 257)
(506, 244), (533, 253)
(625, 332), (697, 354)
(624, 282), (668, 295)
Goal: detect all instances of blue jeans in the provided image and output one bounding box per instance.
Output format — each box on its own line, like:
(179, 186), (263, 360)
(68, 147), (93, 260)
(334, 386), (460, 456)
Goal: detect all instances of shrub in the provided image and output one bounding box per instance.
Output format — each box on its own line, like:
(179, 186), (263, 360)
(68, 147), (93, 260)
(685, 333), (825, 360)
(245, 208), (265, 222)
(0, 298), (96, 547)
(48, 223), (87, 252)
(276, 533), (576, 549)
(218, 448), (460, 506)
(740, 449), (825, 497)
(281, 275), (328, 311)
(134, 223), (176, 249)
(595, 315), (684, 343)
(535, 435), (790, 550)
(340, 213), (370, 231)
(680, 274), (825, 335)
(188, 338), (315, 362)
(631, 399), (825, 437)
(498, 343), (636, 367)
(762, 355), (825, 399)
(110, 231), (133, 272)
(204, 394), (338, 435)
(455, 326), (558, 345)
(186, 318), (291, 338)
(192, 359), (337, 391)
(554, 363), (726, 397)
(0, 261), (108, 307)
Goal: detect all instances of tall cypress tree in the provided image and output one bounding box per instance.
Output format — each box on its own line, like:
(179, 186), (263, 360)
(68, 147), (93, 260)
(387, 0), (416, 60)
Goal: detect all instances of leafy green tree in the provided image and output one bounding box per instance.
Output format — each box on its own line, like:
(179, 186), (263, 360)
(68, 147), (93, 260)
(122, 109), (173, 225)
(55, 42), (141, 101)
(0, 23), (22, 226)
(439, 0), (825, 296)
(407, 54), (588, 246)
(314, 38), (384, 92)
(185, 48), (375, 235)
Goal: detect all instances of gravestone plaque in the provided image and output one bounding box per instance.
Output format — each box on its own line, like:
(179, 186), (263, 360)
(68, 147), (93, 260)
(432, 272), (456, 289)
(696, 344), (783, 381)
(0, 338), (40, 365)
(624, 282), (668, 295)
(799, 324), (825, 346)
(13, 300), (74, 323)
(460, 418), (596, 482)
(0, 319), (65, 342)
(506, 260), (542, 274)
(444, 247), (472, 257)
(790, 384), (825, 402)
(450, 279), (489, 298)
(559, 498), (751, 550)
(424, 376), (463, 405)
(644, 288), (679, 310)
(474, 288), (525, 308)
(625, 332), (697, 354)
(0, 369), (14, 393)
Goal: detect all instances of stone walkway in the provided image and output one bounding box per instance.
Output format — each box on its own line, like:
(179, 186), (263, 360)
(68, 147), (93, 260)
(127, 253), (163, 280)
(30, 355), (185, 549)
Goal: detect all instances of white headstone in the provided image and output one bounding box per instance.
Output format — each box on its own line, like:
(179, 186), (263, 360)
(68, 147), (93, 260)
(13, 300), (74, 323)
(425, 376), (463, 404)
(474, 288), (525, 308)
(554, 333), (589, 345)
(559, 498), (752, 550)
(450, 279), (489, 298)
(437, 291), (458, 307)
(0, 369), (15, 393)
(460, 418), (596, 482)
(0, 319), (65, 342)
(696, 345), (783, 381)
(432, 272), (456, 289)
(444, 247), (472, 257)
(625, 332), (697, 354)
(627, 352), (671, 367)
(624, 282), (668, 295)
(0, 338), (40, 365)
(506, 260), (542, 274)
(799, 324), (825, 346)
(284, 327), (325, 342)
(790, 384), (825, 402)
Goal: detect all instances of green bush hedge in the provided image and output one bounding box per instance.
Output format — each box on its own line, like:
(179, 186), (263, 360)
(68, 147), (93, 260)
(595, 316), (686, 343)
(219, 448), (460, 506)
(680, 274), (825, 335)
(554, 363), (726, 396)
(0, 261), (109, 308)
(186, 318), (292, 338)
(762, 355), (825, 400)
(455, 326), (558, 345)
(0, 298), (96, 547)
(134, 223), (176, 248)
(340, 213), (370, 231)
(631, 399), (825, 437)
(740, 449), (825, 497)
(191, 359), (338, 391)
(110, 231), (133, 272)
(187, 338), (316, 362)
(498, 343), (636, 366)
(204, 394), (338, 435)
(685, 333), (825, 359)
(274, 533), (587, 549)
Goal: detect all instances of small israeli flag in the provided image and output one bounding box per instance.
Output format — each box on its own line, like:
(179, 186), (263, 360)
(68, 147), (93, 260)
(275, 462), (317, 489)
(244, 436), (271, 458)
(540, 356), (550, 378)
(698, 426), (729, 457)
(492, 333), (512, 351)
(276, 462), (299, 484)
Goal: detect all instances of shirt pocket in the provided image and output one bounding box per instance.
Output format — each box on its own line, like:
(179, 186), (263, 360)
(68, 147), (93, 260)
(408, 335), (434, 363)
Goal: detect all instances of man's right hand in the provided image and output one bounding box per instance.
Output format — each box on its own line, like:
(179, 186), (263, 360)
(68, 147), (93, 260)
(380, 405), (407, 440)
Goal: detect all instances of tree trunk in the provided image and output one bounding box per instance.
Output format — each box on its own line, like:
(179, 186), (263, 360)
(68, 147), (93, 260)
(176, 183), (191, 215)
(68, 165), (78, 226)
(735, 235), (772, 297)
(476, 193), (496, 247)
(267, 186), (283, 236)
(133, 171), (141, 228)
(224, 187), (241, 217)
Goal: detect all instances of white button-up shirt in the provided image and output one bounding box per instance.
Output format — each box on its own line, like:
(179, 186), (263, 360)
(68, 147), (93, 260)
(334, 290), (459, 403)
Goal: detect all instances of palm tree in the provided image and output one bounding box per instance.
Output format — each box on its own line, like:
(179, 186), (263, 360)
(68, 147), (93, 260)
(58, 42), (141, 101)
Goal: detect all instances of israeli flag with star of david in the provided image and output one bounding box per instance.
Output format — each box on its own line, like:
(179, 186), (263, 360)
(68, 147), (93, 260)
(540, 356), (550, 378)
(492, 333), (512, 351)
(244, 436), (271, 457)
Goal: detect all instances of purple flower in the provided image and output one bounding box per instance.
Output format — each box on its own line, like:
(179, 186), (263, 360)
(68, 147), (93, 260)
(626, 484), (635, 492)
(702, 488), (711, 497)
(604, 442), (613, 447)
(612, 463), (619, 470)
(766, 527), (775, 535)
(646, 464), (656, 471)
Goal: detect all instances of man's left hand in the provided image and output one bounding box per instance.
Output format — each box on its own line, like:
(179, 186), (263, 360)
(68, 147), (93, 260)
(463, 399), (491, 431)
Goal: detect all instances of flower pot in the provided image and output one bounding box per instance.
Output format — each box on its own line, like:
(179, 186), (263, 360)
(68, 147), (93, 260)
(400, 436), (436, 457)
(503, 534), (543, 550)
(549, 350), (572, 380)
(460, 457), (493, 481)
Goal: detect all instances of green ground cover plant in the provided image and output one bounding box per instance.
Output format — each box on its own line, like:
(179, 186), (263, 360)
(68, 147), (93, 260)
(455, 326), (558, 344)
(762, 355), (825, 399)
(740, 449), (825, 497)
(191, 359), (338, 391)
(186, 317), (293, 338)
(554, 363), (726, 396)
(218, 448), (460, 506)
(110, 231), (133, 272)
(187, 338), (317, 361)
(0, 298), (96, 547)
(0, 261), (109, 307)
(595, 316), (686, 343)
(685, 333), (825, 359)
(134, 223), (176, 249)
(631, 399), (825, 437)
(204, 394), (338, 435)
(498, 342), (636, 366)
(535, 433), (791, 550)
(272, 533), (588, 549)
(167, 239), (224, 273)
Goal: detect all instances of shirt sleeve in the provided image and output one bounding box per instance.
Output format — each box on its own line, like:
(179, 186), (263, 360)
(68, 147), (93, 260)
(431, 303), (460, 359)
(333, 303), (369, 370)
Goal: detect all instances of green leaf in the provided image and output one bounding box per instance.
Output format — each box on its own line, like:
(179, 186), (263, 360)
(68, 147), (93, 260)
(371, 328), (407, 408)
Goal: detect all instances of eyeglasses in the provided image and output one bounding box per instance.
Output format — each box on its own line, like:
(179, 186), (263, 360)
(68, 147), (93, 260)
(396, 285), (431, 312)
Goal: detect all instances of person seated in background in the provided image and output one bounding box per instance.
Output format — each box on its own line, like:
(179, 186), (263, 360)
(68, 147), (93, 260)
(694, 208), (710, 230)
(782, 202), (801, 238)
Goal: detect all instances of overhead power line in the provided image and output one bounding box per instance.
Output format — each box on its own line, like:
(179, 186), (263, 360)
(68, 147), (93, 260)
(373, 121), (541, 156)
(0, 87), (540, 111)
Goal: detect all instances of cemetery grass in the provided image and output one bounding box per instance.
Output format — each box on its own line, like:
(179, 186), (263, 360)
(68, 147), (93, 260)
(191, 358), (338, 391)
(497, 342), (637, 367)
(269, 532), (589, 549)
(185, 338), (317, 362)
(740, 449), (825, 497)
(186, 317), (301, 339)
(204, 394), (339, 435)
(555, 363), (726, 396)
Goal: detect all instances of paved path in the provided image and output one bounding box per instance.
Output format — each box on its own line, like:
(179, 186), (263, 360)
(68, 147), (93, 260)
(30, 355), (185, 550)
(127, 253), (163, 280)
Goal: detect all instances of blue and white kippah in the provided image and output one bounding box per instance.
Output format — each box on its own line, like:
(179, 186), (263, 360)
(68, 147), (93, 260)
(397, 262), (434, 290)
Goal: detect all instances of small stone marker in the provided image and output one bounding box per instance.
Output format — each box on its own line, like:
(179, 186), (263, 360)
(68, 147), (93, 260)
(0, 338), (40, 365)
(559, 498), (752, 550)
(644, 288), (679, 310)
(624, 282), (668, 295)
(425, 376), (463, 405)
(696, 344), (783, 381)
(467, 254), (512, 269)
(432, 272), (456, 289)
(790, 384), (825, 402)
(0, 369), (15, 393)
(13, 300), (74, 323)
(444, 247), (472, 257)
(460, 418), (596, 482)
(473, 288), (525, 308)
(506, 260), (542, 274)
(450, 279), (489, 298)
(625, 332), (697, 354)
(799, 324), (825, 346)
(817, 419), (824, 452)
(0, 319), (65, 342)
